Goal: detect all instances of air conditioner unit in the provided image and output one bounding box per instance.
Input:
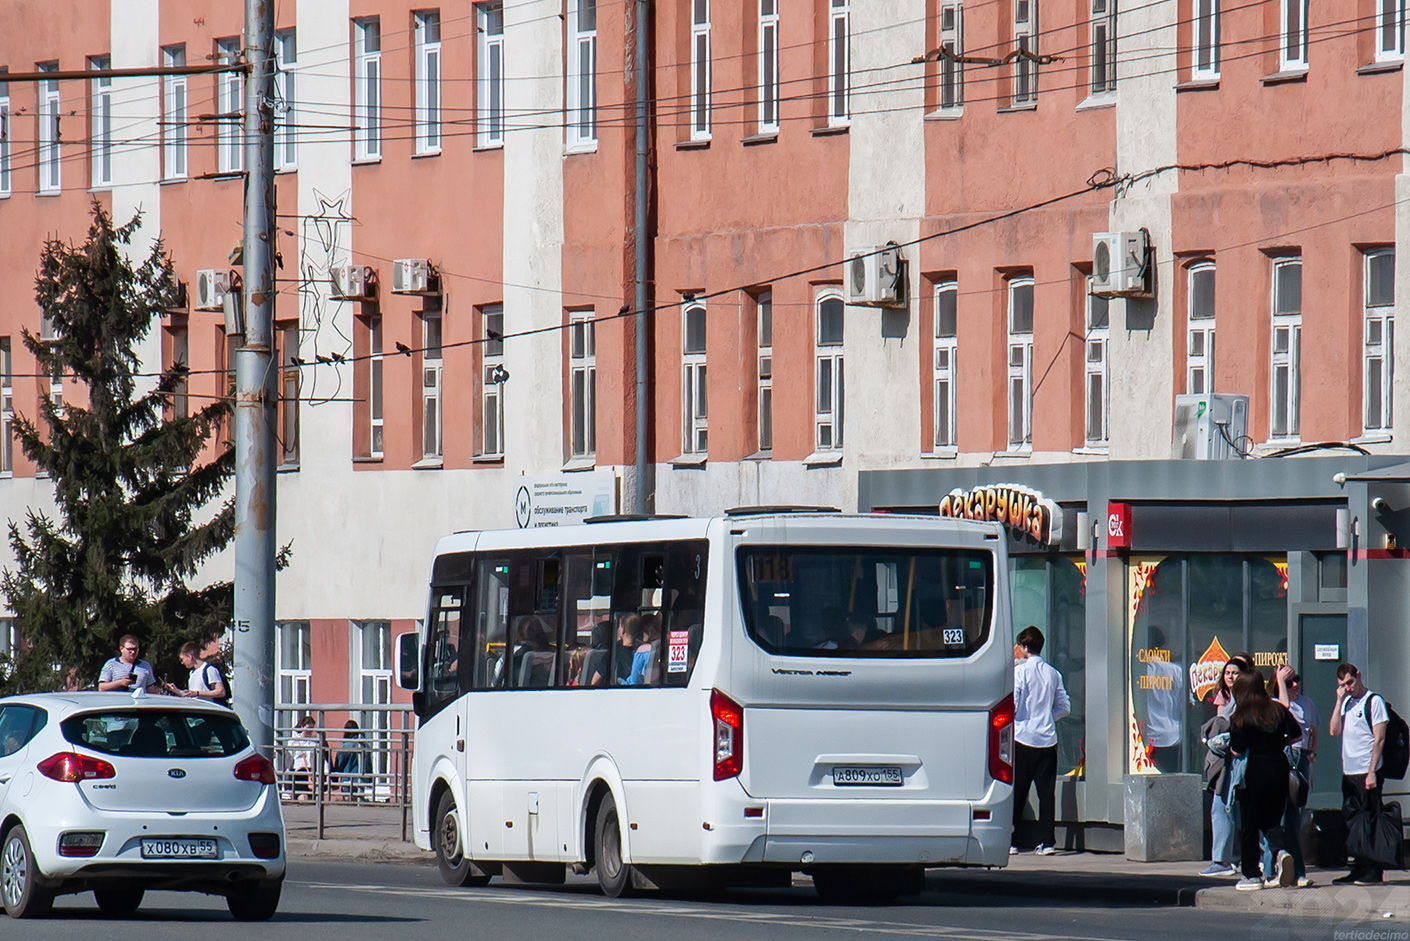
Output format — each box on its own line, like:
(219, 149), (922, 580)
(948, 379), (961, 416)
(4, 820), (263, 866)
(844, 243), (906, 308)
(330, 265), (374, 301)
(1172, 393), (1249, 460)
(1091, 231), (1151, 298)
(195, 269), (232, 311)
(391, 258), (436, 295)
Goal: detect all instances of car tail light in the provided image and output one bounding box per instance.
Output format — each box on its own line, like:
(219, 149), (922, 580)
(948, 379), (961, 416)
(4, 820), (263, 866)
(248, 832), (282, 859)
(58, 832), (105, 857)
(234, 754), (276, 785)
(38, 752), (116, 783)
(988, 693), (1015, 785)
(711, 689), (744, 781)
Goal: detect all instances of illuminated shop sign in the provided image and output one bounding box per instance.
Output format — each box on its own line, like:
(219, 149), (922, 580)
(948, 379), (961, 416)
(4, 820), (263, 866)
(938, 484), (1062, 545)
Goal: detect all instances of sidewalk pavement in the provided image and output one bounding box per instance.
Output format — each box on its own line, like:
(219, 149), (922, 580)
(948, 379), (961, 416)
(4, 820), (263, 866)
(282, 804), (1409, 920)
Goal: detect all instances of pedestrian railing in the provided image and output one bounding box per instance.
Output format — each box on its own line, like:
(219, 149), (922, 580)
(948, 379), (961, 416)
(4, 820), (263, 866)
(273, 703), (415, 841)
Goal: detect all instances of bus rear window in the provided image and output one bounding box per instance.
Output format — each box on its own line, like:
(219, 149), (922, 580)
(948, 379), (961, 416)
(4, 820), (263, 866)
(737, 546), (993, 658)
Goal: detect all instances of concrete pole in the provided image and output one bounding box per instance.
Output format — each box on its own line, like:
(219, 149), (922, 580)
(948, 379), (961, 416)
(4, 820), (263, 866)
(632, 0), (651, 515)
(234, 0), (277, 757)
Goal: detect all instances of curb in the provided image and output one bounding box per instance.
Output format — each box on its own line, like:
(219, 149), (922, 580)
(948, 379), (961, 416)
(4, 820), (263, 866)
(287, 838), (433, 862)
(1193, 884), (1410, 920)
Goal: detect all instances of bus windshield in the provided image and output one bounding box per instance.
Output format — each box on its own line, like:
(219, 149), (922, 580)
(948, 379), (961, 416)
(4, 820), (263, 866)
(737, 545), (993, 658)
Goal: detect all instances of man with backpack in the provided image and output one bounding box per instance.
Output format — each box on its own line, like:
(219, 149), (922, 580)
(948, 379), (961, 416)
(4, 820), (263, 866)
(1329, 663), (1389, 885)
(172, 641), (231, 707)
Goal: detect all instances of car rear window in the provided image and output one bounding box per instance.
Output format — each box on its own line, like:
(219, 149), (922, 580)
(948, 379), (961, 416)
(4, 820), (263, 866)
(62, 710), (250, 758)
(737, 545), (994, 658)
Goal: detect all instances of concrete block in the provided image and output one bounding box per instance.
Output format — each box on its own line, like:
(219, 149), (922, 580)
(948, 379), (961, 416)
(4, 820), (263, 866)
(1124, 773), (1203, 862)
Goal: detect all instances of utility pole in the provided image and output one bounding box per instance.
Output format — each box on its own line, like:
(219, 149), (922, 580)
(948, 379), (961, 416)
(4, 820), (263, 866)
(233, 0), (278, 757)
(631, 0), (652, 515)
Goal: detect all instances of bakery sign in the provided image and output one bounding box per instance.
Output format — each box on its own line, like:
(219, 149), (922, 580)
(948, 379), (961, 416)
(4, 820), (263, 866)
(938, 484), (1063, 546)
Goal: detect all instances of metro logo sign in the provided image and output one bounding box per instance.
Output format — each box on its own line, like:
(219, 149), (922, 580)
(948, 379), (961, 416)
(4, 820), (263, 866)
(1106, 502), (1132, 550)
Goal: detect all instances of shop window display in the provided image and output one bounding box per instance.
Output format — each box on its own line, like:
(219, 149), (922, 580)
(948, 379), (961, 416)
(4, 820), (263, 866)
(1010, 557), (1086, 778)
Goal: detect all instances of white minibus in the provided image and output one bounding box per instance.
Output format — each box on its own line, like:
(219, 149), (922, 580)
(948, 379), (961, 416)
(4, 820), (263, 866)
(397, 509), (1015, 901)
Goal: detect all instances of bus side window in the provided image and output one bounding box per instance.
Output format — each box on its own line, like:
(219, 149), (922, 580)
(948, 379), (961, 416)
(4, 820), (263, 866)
(662, 542), (707, 686)
(475, 560), (511, 689)
(504, 551), (557, 689)
(425, 587), (465, 718)
(559, 550), (614, 687)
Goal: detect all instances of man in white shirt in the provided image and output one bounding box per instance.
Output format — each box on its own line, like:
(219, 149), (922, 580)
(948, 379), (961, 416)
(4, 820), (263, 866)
(172, 641), (229, 706)
(1010, 625), (1071, 856)
(1328, 662), (1387, 886)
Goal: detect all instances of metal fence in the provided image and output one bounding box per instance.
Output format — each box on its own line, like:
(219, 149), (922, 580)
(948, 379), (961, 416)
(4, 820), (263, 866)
(272, 703), (415, 841)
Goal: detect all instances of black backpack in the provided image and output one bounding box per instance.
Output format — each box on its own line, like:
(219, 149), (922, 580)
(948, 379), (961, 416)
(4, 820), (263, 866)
(206, 663), (233, 708)
(1368, 694), (1410, 780)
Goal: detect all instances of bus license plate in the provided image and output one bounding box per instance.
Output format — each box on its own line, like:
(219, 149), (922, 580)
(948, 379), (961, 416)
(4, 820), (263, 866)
(141, 838), (217, 859)
(833, 766), (903, 787)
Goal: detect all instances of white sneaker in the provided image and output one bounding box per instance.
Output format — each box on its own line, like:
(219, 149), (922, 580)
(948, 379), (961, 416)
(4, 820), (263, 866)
(1035, 845), (1056, 856)
(1009, 846), (1019, 855)
(1235, 877), (1264, 891)
(1275, 850), (1295, 888)
(1296, 876), (1313, 888)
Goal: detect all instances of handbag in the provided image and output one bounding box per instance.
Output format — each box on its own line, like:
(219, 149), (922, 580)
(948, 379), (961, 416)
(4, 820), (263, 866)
(1345, 800), (1405, 870)
(1288, 766), (1310, 808)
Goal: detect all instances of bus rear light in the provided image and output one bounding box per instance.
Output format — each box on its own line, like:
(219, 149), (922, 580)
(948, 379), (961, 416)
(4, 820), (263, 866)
(38, 753), (115, 783)
(710, 689), (744, 781)
(988, 693), (1015, 785)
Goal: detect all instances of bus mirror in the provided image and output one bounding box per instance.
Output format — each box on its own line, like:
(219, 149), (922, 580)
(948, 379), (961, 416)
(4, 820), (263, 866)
(396, 632), (421, 691)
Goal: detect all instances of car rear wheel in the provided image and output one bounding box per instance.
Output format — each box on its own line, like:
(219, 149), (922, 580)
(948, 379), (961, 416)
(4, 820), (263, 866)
(94, 887), (144, 915)
(435, 790), (491, 887)
(1, 826), (54, 918)
(593, 793), (633, 898)
(226, 882), (281, 921)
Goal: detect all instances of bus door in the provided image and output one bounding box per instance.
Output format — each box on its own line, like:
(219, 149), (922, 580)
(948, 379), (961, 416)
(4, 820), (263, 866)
(418, 581), (474, 846)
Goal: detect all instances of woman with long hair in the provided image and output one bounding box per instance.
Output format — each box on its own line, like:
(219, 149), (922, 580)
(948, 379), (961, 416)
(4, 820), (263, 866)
(1200, 656), (1252, 877)
(1228, 669), (1303, 890)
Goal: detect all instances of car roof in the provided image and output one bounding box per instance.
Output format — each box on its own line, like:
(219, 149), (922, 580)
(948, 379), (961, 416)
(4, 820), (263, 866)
(0, 691), (237, 718)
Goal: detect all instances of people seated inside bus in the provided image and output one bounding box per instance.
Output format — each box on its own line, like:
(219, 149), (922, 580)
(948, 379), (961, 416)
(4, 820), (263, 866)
(641, 613), (662, 685)
(814, 606), (850, 650)
(574, 619), (611, 687)
(509, 615), (556, 688)
(615, 614), (655, 686)
(846, 614), (887, 650)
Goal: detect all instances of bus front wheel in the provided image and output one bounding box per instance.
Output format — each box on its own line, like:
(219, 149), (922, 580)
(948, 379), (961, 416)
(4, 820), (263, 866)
(435, 790), (491, 887)
(593, 793), (634, 898)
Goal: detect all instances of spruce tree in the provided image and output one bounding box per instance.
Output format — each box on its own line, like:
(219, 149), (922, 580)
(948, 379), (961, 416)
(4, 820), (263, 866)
(1, 202), (234, 692)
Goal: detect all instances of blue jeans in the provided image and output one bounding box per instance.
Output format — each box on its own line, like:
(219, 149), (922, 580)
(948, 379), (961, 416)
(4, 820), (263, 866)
(1260, 751), (1308, 879)
(1211, 787), (1237, 864)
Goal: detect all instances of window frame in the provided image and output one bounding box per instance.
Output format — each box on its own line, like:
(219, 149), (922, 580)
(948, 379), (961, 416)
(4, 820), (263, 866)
(757, 291), (773, 453)
(1377, 0), (1406, 62)
(691, 0), (712, 140)
(162, 47), (188, 180)
(415, 10), (442, 154)
(1192, 0), (1220, 79)
(1187, 262), (1216, 395)
(828, 0), (851, 126)
(354, 18), (382, 161)
(1279, 0), (1309, 71)
(757, 0), (780, 133)
(274, 30), (297, 171)
(1, 337), (12, 475)
(1363, 249), (1395, 434)
(37, 63), (61, 193)
(1084, 279), (1110, 448)
(567, 0), (598, 148)
(90, 56), (112, 189)
(276, 620), (313, 726)
(478, 2), (506, 147)
(216, 39), (244, 175)
(1011, 0), (1037, 105)
(933, 280), (958, 450)
(1269, 257), (1302, 440)
(0, 71), (10, 197)
(369, 316), (385, 457)
(682, 303), (708, 455)
(422, 311), (444, 461)
(1007, 277), (1034, 449)
(815, 291), (845, 451)
(938, 2), (964, 111)
(278, 324), (300, 467)
(569, 310), (597, 459)
(1089, 0), (1116, 95)
(481, 305), (505, 458)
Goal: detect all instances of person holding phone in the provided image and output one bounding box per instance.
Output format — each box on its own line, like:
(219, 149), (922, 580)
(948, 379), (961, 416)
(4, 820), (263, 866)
(97, 635), (160, 692)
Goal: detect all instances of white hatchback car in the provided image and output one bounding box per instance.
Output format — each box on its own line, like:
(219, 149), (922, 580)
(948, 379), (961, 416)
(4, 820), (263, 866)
(0, 691), (285, 919)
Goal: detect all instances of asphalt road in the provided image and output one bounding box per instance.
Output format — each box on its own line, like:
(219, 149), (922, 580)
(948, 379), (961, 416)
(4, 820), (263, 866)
(0, 859), (1400, 941)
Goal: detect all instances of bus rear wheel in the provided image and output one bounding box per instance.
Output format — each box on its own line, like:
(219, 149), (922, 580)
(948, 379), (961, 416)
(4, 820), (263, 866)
(593, 793), (633, 898)
(435, 790), (491, 887)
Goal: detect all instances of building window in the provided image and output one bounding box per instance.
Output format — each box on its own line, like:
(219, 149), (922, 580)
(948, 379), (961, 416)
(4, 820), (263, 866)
(274, 30), (297, 171)
(757, 292), (773, 452)
(278, 325), (300, 467)
(1280, 0), (1308, 71)
(1012, 0), (1037, 105)
(568, 0), (597, 147)
(1364, 249), (1395, 433)
(354, 18), (382, 160)
(166, 319), (189, 419)
(569, 311), (596, 458)
(1187, 262), (1215, 394)
(216, 39), (243, 174)
(352, 620), (393, 782)
(1008, 277), (1034, 448)
(162, 47), (188, 180)
(276, 620), (312, 726)
(691, 0), (712, 139)
(38, 63), (60, 193)
(1378, 0), (1406, 62)
(682, 303), (708, 454)
(758, 0), (779, 132)
(0, 72), (11, 196)
(934, 281), (958, 449)
(938, 3), (964, 110)
(816, 292), (845, 450)
(422, 311), (443, 460)
(1, 337), (12, 475)
(41, 312), (63, 418)
(478, 3), (505, 147)
(1085, 279), (1109, 447)
(1192, 0), (1219, 79)
(90, 56), (112, 188)
(415, 11), (442, 154)
(369, 317), (384, 456)
(1090, 0), (1116, 94)
(481, 306), (505, 458)
(0, 618), (15, 674)
(828, 0), (850, 125)
(1270, 257), (1302, 439)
